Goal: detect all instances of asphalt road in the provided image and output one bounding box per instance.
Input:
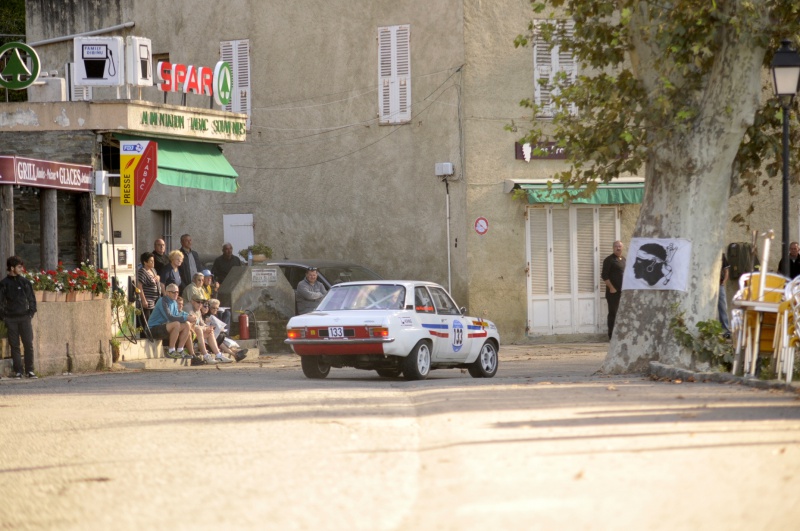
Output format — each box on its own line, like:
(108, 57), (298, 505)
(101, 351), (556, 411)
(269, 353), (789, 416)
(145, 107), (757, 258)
(1, 344), (798, 530)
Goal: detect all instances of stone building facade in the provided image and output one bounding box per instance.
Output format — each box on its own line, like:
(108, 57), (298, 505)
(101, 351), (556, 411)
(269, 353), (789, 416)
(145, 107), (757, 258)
(13, 0), (794, 343)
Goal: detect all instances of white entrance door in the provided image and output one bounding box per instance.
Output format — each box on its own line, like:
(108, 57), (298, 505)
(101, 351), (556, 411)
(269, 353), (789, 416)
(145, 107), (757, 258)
(223, 214), (254, 258)
(526, 205), (619, 335)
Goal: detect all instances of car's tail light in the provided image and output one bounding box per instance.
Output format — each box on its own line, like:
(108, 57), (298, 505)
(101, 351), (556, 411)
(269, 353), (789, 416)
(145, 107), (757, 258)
(287, 328), (306, 339)
(368, 327), (389, 338)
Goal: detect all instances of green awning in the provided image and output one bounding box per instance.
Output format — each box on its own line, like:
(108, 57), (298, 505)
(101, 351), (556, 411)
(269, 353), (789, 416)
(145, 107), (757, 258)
(116, 135), (238, 193)
(519, 181), (643, 205)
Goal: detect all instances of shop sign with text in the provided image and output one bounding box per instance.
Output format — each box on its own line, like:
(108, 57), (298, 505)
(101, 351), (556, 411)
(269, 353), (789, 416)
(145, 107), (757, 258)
(120, 140), (158, 206)
(0, 156), (91, 192)
(157, 60), (232, 106)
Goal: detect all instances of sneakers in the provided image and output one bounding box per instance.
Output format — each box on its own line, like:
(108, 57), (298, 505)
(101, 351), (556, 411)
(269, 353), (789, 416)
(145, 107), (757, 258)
(234, 348), (249, 362)
(164, 350), (181, 359)
(26, 371), (37, 379)
(216, 354), (233, 364)
(14, 373), (22, 379)
(203, 353), (218, 364)
(190, 355), (206, 366)
(180, 350), (194, 359)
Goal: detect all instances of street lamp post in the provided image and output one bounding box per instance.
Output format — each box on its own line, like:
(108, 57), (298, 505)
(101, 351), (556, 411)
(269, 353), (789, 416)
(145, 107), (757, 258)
(770, 40), (800, 277)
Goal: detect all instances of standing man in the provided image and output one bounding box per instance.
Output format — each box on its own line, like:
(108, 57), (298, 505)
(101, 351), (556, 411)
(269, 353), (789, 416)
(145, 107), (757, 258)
(178, 234), (202, 287)
(777, 241), (800, 279)
(152, 238), (170, 276)
(718, 253), (731, 339)
(211, 243), (243, 285)
(601, 241), (626, 340)
(0, 256), (38, 379)
(296, 267), (328, 314)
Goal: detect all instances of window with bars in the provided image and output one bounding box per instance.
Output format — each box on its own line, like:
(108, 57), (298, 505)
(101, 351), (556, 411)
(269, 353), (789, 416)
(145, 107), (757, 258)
(378, 24), (411, 124)
(532, 20), (577, 119)
(220, 39), (251, 128)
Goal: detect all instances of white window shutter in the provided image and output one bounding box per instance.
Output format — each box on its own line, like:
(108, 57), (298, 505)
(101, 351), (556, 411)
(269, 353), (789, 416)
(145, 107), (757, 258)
(576, 208), (595, 292)
(220, 39), (251, 129)
(220, 41), (234, 112)
(533, 20), (576, 118)
(378, 24), (411, 124)
(551, 208), (572, 294)
(528, 209), (549, 296)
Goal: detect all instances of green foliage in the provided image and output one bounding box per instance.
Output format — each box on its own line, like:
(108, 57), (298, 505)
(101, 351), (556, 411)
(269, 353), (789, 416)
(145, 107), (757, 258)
(239, 244), (273, 260)
(0, 0), (27, 103)
(0, 320), (7, 339)
(514, 1), (800, 195)
(669, 306), (734, 369)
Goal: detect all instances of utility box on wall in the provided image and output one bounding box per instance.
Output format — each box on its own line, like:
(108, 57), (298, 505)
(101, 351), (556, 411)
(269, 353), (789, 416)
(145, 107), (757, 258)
(125, 36), (153, 86)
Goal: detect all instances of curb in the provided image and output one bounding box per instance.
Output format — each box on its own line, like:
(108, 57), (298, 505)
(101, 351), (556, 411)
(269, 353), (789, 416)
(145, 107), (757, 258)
(648, 361), (800, 393)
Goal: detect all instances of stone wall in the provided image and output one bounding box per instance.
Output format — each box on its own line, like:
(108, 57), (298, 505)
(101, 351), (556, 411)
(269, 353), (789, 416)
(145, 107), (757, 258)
(1, 298), (112, 376)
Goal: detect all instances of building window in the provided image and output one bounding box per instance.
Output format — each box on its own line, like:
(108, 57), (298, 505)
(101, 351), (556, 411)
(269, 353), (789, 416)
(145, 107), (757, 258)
(220, 39), (251, 128)
(378, 24), (411, 124)
(153, 210), (172, 251)
(533, 20), (577, 119)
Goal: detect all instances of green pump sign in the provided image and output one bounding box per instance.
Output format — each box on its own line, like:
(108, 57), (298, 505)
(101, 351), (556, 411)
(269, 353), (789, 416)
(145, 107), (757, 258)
(0, 42), (40, 90)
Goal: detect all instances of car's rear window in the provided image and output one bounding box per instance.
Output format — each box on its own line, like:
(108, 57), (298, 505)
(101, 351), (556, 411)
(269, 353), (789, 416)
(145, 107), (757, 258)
(318, 266), (382, 285)
(318, 284), (406, 311)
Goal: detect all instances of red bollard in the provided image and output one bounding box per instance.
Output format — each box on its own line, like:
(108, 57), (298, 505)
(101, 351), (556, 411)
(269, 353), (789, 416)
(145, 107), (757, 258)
(239, 313), (250, 340)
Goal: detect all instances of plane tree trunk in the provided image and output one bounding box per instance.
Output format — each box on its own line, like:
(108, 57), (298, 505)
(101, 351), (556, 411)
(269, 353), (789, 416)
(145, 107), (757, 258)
(602, 16), (769, 373)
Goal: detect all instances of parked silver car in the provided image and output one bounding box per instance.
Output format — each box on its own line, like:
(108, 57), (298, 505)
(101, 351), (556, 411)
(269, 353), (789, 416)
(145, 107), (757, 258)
(266, 260), (383, 290)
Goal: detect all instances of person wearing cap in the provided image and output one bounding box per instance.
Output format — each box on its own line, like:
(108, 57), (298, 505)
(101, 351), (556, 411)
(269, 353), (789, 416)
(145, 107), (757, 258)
(188, 296), (232, 364)
(183, 271), (207, 305)
(296, 267), (328, 314)
(201, 269), (219, 300)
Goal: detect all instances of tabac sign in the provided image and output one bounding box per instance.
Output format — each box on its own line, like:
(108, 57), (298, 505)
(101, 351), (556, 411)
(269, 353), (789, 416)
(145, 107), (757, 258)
(0, 156), (91, 192)
(120, 140), (158, 206)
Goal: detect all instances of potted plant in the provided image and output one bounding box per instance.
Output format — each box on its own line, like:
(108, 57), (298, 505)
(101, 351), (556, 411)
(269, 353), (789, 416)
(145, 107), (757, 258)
(238, 243), (273, 263)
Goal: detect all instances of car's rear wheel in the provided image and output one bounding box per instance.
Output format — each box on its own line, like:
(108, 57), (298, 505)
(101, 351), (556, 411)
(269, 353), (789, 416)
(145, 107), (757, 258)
(403, 341), (431, 380)
(376, 368), (403, 378)
(468, 340), (498, 378)
(301, 356), (330, 379)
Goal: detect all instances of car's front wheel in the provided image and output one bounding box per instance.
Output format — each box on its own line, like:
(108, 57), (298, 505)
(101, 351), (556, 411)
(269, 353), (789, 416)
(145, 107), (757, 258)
(403, 341), (431, 380)
(301, 356), (330, 379)
(468, 340), (498, 378)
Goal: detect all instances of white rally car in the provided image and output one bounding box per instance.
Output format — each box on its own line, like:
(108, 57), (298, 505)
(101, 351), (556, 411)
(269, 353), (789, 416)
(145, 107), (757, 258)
(285, 281), (500, 380)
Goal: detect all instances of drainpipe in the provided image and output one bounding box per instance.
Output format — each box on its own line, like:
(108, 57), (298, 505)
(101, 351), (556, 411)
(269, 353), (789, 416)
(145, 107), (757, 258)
(445, 179), (452, 293)
(28, 21), (136, 47)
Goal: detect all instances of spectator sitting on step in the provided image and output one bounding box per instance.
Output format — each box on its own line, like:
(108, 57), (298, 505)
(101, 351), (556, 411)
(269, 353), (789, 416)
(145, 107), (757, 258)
(183, 271), (207, 305)
(189, 296), (232, 364)
(204, 299), (248, 362)
(147, 283), (195, 359)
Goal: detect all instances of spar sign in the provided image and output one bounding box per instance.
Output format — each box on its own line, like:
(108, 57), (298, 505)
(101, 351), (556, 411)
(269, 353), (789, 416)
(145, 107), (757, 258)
(120, 140), (158, 206)
(157, 60), (232, 107)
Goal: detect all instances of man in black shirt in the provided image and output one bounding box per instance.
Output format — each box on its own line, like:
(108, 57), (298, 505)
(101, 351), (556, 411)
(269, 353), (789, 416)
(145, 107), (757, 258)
(211, 243), (243, 285)
(601, 241), (626, 339)
(152, 238), (170, 275)
(777, 241), (800, 279)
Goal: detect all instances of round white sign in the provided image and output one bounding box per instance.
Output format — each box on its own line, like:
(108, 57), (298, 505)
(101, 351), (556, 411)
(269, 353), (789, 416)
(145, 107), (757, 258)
(474, 217), (489, 235)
